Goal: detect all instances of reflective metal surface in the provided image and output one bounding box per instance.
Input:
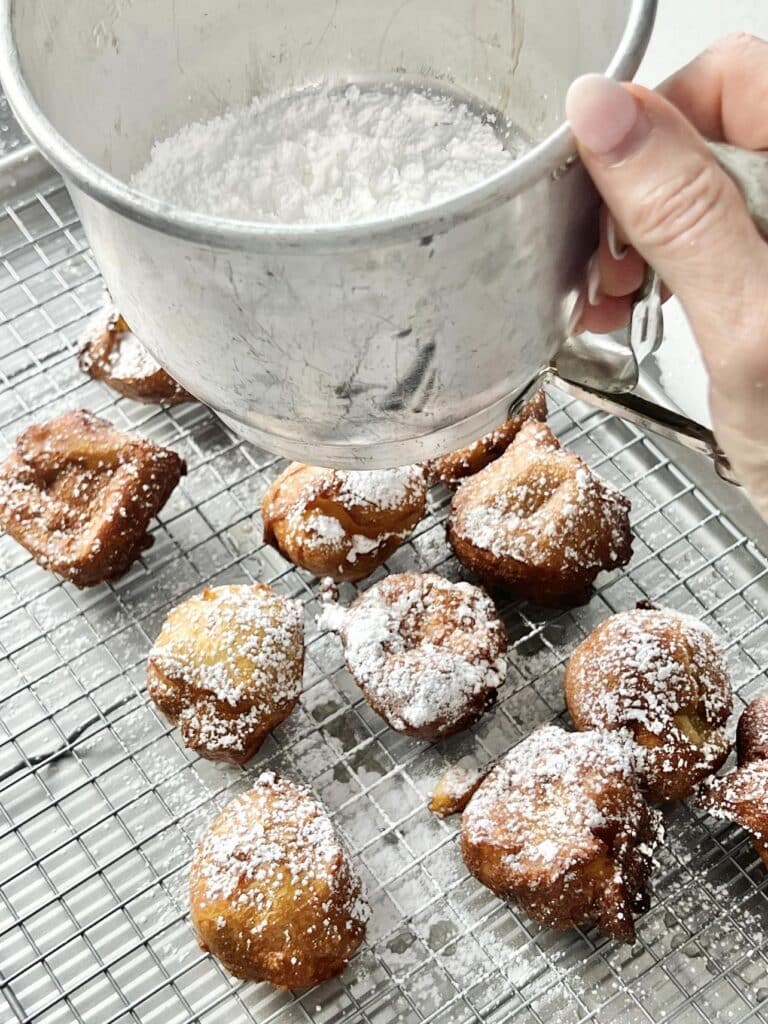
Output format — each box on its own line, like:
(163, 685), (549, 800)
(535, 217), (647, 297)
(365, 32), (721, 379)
(2, 157), (768, 1024)
(0, 0), (656, 467)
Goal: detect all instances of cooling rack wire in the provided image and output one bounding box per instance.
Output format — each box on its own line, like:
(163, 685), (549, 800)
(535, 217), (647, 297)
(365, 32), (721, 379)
(1, 171), (767, 1024)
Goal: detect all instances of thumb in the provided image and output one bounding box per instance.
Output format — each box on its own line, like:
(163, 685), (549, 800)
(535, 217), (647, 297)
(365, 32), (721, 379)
(565, 75), (768, 397)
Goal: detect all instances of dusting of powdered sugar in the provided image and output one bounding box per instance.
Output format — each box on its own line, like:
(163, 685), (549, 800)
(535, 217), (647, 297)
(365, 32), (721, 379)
(451, 422), (631, 572)
(567, 609), (731, 736)
(147, 585), (304, 756)
(132, 84), (519, 224)
(738, 693), (768, 763)
(462, 726), (662, 877)
(337, 466), (424, 509)
(697, 760), (768, 847)
(191, 772), (369, 947)
(0, 409), (185, 584)
(457, 465), (627, 568)
(80, 300), (119, 346)
(107, 331), (160, 379)
(267, 464), (426, 573)
(304, 512), (348, 546)
(336, 572), (507, 734)
(565, 609), (732, 791)
(429, 764), (487, 816)
(81, 301), (161, 379)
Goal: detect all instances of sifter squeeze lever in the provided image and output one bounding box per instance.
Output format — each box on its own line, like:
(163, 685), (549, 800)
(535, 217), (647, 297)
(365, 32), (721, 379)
(629, 141), (768, 370)
(628, 265), (663, 367)
(553, 141), (768, 487)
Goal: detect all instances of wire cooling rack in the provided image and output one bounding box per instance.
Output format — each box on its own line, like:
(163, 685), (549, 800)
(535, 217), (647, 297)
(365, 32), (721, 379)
(1, 167), (768, 1024)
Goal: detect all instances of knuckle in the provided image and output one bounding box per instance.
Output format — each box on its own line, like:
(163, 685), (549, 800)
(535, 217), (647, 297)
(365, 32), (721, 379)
(633, 160), (729, 250)
(708, 32), (766, 61)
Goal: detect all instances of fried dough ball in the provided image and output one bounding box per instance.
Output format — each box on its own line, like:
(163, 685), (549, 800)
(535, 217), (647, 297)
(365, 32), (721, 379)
(332, 572), (507, 740)
(565, 608), (732, 802)
(262, 464), (427, 583)
(697, 763), (768, 869)
(147, 584), (303, 764)
(429, 765), (487, 817)
(447, 421), (632, 607)
(189, 772), (369, 987)
(737, 693), (768, 765)
(0, 409), (185, 586)
(698, 695), (768, 869)
(79, 308), (193, 405)
(427, 390), (548, 489)
(461, 726), (661, 943)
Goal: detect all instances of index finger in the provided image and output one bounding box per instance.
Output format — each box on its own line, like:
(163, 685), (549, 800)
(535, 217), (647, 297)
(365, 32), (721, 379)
(659, 33), (768, 150)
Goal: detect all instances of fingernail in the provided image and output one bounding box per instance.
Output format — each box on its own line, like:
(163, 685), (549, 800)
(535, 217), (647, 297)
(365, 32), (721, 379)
(587, 253), (602, 306)
(566, 75), (651, 160)
(567, 291), (586, 334)
(607, 216), (629, 261)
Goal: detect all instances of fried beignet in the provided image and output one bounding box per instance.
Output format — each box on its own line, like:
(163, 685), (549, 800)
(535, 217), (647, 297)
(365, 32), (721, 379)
(262, 463), (427, 582)
(565, 608), (732, 802)
(697, 762), (768, 869)
(461, 726), (661, 943)
(427, 390), (547, 489)
(332, 572), (507, 740)
(697, 695), (768, 868)
(189, 772), (368, 987)
(429, 765), (488, 817)
(0, 409), (185, 586)
(79, 308), (192, 405)
(447, 421), (632, 607)
(147, 584), (303, 763)
(737, 693), (768, 766)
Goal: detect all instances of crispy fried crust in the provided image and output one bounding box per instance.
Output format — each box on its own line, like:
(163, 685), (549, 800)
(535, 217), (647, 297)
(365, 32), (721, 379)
(698, 694), (768, 869)
(147, 584), (304, 764)
(79, 310), (193, 405)
(427, 391), (548, 488)
(428, 765), (488, 817)
(339, 572), (508, 740)
(189, 772), (368, 988)
(447, 421), (632, 608)
(565, 608), (732, 802)
(737, 693), (768, 766)
(697, 761), (768, 869)
(262, 463), (427, 582)
(0, 409), (185, 586)
(460, 727), (661, 943)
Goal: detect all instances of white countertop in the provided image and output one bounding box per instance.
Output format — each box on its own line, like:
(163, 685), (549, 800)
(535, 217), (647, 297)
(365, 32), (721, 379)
(636, 1), (768, 427)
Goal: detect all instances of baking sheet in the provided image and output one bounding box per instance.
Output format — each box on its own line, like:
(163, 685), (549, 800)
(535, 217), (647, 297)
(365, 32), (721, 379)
(1, 157), (768, 1024)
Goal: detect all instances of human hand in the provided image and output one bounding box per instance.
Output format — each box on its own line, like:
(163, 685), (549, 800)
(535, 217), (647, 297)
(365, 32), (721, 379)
(565, 34), (768, 520)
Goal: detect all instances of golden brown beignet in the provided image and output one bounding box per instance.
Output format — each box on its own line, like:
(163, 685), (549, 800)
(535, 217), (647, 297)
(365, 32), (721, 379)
(333, 571), (507, 740)
(698, 694), (768, 869)
(427, 390), (547, 488)
(262, 463), (427, 583)
(189, 772), (368, 987)
(461, 726), (661, 943)
(0, 409), (185, 586)
(697, 761), (768, 869)
(79, 308), (192, 404)
(565, 608), (732, 802)
(428, 765), (488, 817)
(737, 692), (768, 766)
(447, 421), (632, 607)
(147, 584), (303, 764)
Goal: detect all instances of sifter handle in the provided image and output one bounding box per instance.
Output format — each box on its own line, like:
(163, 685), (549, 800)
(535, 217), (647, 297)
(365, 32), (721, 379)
(614, 141), (768, 483)
(628, 142), (768, 369)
